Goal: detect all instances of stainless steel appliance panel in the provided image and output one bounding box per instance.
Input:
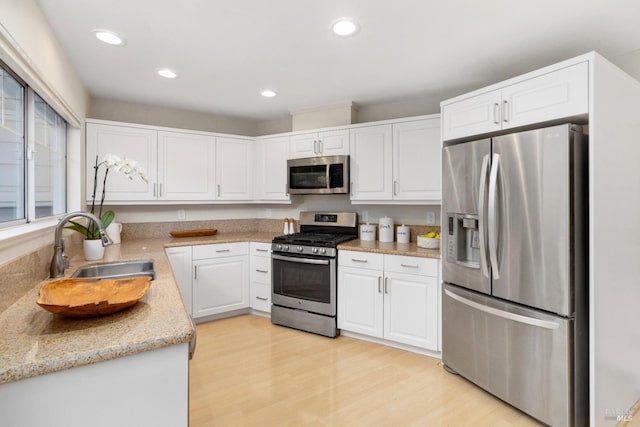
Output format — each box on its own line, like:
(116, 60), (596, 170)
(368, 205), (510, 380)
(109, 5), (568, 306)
(490, 124), (579, 316)
(287, 155), (349, 194)
(443, 284), (573, 427)
(442, 138), (491, 295)
(271, 253), (336, 316)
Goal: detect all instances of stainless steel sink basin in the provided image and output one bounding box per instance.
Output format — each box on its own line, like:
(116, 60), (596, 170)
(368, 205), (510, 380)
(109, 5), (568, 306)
(71, 259), (156, 280)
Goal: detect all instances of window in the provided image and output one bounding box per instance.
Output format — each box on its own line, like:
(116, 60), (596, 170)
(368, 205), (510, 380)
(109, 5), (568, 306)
(0, 66), (25, 224)
(34, 93), (67, 218)
(0, 61), (67, 228)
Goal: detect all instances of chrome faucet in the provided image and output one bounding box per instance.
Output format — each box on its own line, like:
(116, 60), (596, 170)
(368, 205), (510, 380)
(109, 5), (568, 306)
(50, 211), (111, 278)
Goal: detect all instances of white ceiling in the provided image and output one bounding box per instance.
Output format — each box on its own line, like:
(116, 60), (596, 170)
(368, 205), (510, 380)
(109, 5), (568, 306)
(35, 0), (640, 121)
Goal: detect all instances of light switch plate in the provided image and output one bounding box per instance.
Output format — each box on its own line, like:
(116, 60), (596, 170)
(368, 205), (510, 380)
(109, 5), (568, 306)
(426, 211), (436, 225)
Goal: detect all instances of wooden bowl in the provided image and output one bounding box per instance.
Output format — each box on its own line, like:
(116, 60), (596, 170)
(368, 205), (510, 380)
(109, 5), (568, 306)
(37, 277), (152, 318)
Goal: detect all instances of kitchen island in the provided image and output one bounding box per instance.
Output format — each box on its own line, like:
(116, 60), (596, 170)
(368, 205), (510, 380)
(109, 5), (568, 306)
(0, 231), (276, 427)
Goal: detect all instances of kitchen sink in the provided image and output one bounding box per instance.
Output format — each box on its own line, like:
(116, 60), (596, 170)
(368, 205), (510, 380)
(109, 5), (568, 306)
(71, 259), (156, 280)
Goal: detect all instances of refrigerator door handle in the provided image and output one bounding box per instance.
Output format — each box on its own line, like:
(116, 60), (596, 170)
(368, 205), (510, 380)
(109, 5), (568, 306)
(444, 289), (560, 330)
(478, 154), (491, 279)
(488, 153), (501, 279)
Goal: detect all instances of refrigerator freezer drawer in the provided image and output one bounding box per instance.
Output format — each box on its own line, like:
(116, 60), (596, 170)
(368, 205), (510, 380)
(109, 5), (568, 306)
(442, 284), (574, 427)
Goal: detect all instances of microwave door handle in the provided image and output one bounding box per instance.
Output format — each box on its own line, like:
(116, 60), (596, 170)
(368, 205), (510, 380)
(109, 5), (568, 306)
(488, 153), (501, 279)
(478, 154), (490, 279)
(272, 254), (330, 265)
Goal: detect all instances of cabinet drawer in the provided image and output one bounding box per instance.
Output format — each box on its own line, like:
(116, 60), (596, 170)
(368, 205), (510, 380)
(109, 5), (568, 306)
(250, 282), (271, 312)
(384, 255), (438, 276)
(251, 256), (271, 284)
(192, 242), (249, 260)
(250, 242), (272, 257)
(338, 250), (384, 269)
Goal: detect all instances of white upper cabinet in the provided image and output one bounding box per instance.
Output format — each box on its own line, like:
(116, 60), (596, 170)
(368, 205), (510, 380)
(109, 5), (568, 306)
(442, 62), (588, 141)
(289, 129), (349, 159)
(86, 123), (157, 202)
(254, 135), (289, 201)
(350, 117), (441, 204)
(392, 118), (441, 201)
(216, 136), (253, 200)
(158, 131), (215, 201)
(349, 124), (393, 201)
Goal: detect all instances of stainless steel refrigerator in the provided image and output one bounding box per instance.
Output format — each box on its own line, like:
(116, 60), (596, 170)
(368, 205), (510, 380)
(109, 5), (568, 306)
(441, 123), (588, 427)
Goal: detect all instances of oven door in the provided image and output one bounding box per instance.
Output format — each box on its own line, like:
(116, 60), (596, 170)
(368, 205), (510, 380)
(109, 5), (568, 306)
(272, 253), (336, 316)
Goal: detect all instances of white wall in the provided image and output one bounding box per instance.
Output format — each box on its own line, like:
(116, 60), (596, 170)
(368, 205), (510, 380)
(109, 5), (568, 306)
(590, 54), (640, 426)
(0, 0), (88, 267)
(108, 197), (440, 227)
(88, 98), (261, 136)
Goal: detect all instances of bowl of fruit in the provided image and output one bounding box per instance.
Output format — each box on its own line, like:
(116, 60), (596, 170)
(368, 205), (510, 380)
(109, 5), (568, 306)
(417, 231), (441, 249)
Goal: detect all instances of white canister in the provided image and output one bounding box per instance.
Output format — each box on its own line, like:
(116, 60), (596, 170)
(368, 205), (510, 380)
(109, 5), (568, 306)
(379, 217), (394, 242)
(360, 223), (376, 241)
(106, 222), (123, 244)
(397, 225), (410, 244)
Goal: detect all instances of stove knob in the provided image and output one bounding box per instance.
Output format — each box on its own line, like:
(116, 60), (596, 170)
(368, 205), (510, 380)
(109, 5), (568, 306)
(312, 248), (319, 254)
(298, 246), (304, 252)
(276, 244), (282, 250)
(283, 245), (289, 251)
(321, 248), (327, 254)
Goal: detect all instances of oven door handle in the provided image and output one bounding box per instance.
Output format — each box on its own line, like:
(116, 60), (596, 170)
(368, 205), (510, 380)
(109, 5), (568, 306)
(272, 254), (330, 265)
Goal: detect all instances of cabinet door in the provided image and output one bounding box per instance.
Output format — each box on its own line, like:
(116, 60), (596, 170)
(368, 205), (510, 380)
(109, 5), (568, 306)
(338, 266), (384, 338)
(393, 119), (441, 202)
(502, 62), (588, 130)
(86, 123), (157, 201)
(384, 271), (438, 350)
(441, 90), (502, 141)
(158, 131), (215, 201)
(318, 129), (349, 156)
(254, 136), (290, 201)
(215, 137), (253, 200)
(289, 133), (318, 159)
(165, 246), (193, 316)
(193, 255), (249, 318)
(349, 124), (393, 201)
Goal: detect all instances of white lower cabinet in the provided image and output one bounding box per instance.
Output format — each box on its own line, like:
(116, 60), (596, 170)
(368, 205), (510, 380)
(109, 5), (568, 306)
(192, 242), (249, 319)
(250, 242), (272, 313)
(338, 250), (439, 352)
(165, 246), (193, 316)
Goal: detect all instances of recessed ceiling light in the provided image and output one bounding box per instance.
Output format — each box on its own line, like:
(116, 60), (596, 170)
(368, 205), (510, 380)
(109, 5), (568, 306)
(261, 89), (276, 98)
(332, 18), (359, 37)
(94, 30), (125, 46)
(157, 68), (178, 79)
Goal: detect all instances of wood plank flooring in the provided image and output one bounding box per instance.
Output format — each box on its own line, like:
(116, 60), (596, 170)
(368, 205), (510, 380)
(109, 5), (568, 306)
(189, 314), (542, 427)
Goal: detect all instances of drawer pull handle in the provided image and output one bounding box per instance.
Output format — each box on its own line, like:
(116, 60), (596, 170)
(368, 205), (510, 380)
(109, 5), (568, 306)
(400, 263), (419, 268)
(256, 269), (269, 273)
(256, 296), (269, 301)
(256, 248), (269, 252)
(378, 276), (382, 293)
(216, 249), (231, 253)
(352, 258), (368, 263)
(384, 277), (389, 294)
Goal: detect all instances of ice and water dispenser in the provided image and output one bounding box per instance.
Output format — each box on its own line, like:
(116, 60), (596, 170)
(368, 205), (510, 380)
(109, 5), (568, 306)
(445, 213), (481, 269)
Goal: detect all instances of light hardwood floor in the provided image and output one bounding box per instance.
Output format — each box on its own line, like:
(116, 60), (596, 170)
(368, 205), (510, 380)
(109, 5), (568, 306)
(189, 314), (542, 427)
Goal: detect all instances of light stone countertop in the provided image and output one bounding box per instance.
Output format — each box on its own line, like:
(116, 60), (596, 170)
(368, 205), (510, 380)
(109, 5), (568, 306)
(337, 239), (441, 259)
(0, 231), (278, 385)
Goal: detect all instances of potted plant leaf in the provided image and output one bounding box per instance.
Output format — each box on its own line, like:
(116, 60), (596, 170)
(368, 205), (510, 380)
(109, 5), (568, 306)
(66, 154), (147, 260)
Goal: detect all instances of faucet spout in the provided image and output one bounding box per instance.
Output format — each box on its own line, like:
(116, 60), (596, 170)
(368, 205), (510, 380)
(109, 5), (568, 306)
(50, 211), (111, 278)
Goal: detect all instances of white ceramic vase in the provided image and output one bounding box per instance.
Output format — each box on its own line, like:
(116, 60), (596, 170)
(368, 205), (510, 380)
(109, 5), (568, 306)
(106, 222), (123, 244)
(83, 239), (105, 261)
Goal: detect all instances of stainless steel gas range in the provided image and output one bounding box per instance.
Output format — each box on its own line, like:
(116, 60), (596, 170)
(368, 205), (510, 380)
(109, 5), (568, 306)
(271, 211), (357, 337)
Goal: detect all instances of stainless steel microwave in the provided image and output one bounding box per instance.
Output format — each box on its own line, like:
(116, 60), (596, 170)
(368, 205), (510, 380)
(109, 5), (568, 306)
(287, 155), (350, 195)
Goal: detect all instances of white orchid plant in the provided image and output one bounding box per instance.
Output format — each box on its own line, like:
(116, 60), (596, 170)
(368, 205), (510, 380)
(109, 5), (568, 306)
(66, 154), (148, 240)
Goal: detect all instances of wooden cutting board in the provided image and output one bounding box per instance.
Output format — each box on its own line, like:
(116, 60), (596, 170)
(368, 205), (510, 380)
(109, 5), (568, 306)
(170, 229), (217, 238)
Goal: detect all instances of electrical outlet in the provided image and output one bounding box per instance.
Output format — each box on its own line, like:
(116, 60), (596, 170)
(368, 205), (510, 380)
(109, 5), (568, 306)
(426, 211), (436, 225)
(177, 209), (186, 220)
(361, 210), (369, 222)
